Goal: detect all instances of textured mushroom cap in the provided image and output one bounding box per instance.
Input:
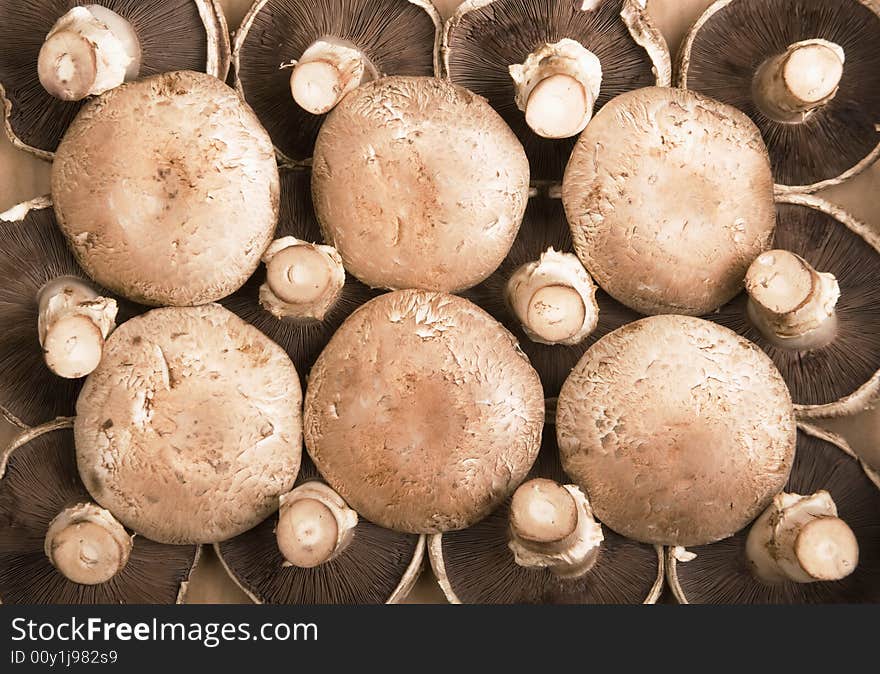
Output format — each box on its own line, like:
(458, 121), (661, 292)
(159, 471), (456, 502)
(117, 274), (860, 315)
(52, 71), (280, 307)
(304, 290), (545, 534)
(312, 76), (530, 293)
(75, 304), (302, 545)
(557, 315), (796, 547)
(562, 86), (775, 316)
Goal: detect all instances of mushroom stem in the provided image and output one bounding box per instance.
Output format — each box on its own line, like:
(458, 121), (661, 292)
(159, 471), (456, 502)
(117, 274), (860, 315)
(509, 39), (602, 139)
(275, 482), (358, 568)
(44, 503), (133, 585)
(746, 490), (859, 584)
(753, 39), (845, 123)
(287, 38), (378, 115)
(508, 479), (604, 579)
(38, 5), (141, 101)
(745, 249), (840, 349)
(259, 237), (347, 321)
(505, 248), (599, 345)
(37, 276), (118, 379)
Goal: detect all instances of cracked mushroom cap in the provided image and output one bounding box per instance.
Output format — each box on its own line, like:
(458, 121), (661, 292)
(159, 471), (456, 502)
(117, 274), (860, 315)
(0, 420), (199, 604)
(562, 86), (776, 316)
(52, 70), (280, 307)
(304, 290), (545, 534)
(75, 304), (303, 545)
(312, 75), (530, 293)
(679, 0), (880, 192)
(557, 315), (797, 547)
(0, 0), (229, 159)
(444, 0), (670, 180)
(234, 0), (440, 163)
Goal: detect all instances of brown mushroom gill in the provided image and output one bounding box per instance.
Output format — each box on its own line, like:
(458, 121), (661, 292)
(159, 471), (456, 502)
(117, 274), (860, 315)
(0, 421), (199, 604)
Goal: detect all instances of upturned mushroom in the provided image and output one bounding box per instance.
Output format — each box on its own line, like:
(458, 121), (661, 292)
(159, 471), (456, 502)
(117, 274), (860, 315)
(74, 304), (303, 545)
(706, 194), (880, 413)
(444, 0), (671, 179)
(562, 86), (776, 317)
(557, 315), (797, 548)
(668, 425), (880, 603)
(679, 0), (880, 192)
(216, 455), (425, 604)
(222, 168), (380, 378)
(0, 198), (142, 428)
(0, 1), (230, 158)
(234, 0), (440, 163)
(312, 75), (530, 293)
(430, 418), (664, 604)
(304, 290), (545, 534)
(51, 70), (280, 307)
(465, 192), (640, 397)
(0, 419), (199, 604)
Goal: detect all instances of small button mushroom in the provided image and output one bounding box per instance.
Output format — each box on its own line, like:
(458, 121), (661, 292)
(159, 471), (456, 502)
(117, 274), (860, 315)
(444, 0), (671, 179)
(679, 0), (880, 192)
(216, 456), (425, 604)
(0, 420), (199, 604)
(562, 86), (776, 317)
(312, 76), (530, 293)
(75, 304), (303, 545)
(706, 194), (880, 412)
(0, 1), (229, 158)
(234, 0), (440, 162)
(0, 198), (142, 427)
(304, 290), (545, 534)
(51, 71), (280, 307)
(668, 427), (880, 604)
(557, 315), (797, 548)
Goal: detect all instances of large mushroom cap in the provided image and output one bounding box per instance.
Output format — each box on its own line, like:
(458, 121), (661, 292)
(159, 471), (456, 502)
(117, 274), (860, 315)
(444, 0), (670, 180)
(562, 86), (776, 316)
(557, 315), (797, 547)
(304, 290), (545, 534)
(75, 304), (303, 545)
(312, 75), (530, 293)
(668, 427), (880, 603)
(0, 1), (229, 159)
(0, 420), (199, 604)
(52, 70), (280, 307)
(234, 0), (440, 163)
(679, 0), (880, 192)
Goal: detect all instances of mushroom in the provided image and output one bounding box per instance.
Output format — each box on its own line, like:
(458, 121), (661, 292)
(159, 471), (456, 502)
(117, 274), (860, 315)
(234, 0), (440, 163)
(706, 194), (880, 413)
(679, 0), (880, 193)
(667, 426), (880, 603)
(0, 197), (142, 428)
(444, 0), (671, 179)
(0, 419), (199, 603)
(304, 290), (545, 534)
(51, 70), (280, 307)
(464, 192), (641, 397)
(0, 1), (230, 159)
(430, 417), (664, 604)
(216, 455), (425, 604)
(74, 304), (303, 545)
(221, 168), (380, 379)
(562, 86), (777, 317)
(312, 75), (530, 293)
(557, 315), (797, 548)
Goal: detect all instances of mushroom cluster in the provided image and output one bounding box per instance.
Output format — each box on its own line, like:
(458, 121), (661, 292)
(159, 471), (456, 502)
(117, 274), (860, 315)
(1, 0), (878, 605)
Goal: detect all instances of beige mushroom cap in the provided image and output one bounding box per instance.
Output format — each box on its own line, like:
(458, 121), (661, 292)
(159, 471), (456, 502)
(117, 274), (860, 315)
(312, 76), (530, 293)
(304, 290), (545, 534)
(562, 86), (775, 316)
(75, 304), (303, 545)
(557, 315), (796, 547)
(52, 71), (280, 307)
